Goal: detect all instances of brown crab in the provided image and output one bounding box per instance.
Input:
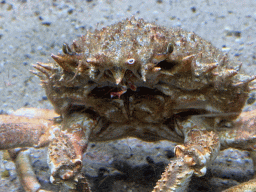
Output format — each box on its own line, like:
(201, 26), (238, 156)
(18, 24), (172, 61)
(1, 17), (256, 192)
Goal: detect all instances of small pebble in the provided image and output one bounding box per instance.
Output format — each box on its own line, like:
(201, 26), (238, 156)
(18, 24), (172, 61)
(42, 96), (48, 100)
(1, 170), (10, 178)
(191, 6), (196, 13)
(42, 21), (51, 26)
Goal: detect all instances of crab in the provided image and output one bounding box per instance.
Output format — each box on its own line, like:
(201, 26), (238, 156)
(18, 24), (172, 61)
(0, 17), (256, 192)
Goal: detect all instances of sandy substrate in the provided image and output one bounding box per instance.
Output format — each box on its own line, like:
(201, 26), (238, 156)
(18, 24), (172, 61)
(0, 0), (255, 192)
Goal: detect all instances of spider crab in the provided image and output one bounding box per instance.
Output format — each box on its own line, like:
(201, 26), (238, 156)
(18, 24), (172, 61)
(1, 17), (256, 192)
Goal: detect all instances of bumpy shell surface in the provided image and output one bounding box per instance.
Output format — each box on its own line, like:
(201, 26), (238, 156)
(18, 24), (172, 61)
(33, 17), (255, 141)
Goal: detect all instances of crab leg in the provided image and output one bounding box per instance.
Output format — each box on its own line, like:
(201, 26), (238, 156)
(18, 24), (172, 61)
(174, 117), (220, 176)
(153, 117), (220, 191)
(154, 110), (256, 192)
(0, 109), (60, 192)
(222, 177), (256, 192)
(153, 158), (194, 192)
(10, 149), (44, 192)
(47, 112), (97, 191)
(0, 115), (54, 149)
(218, 110), (256, 192)
(0, 108), (94, 191)
(218, 110), (256, 150)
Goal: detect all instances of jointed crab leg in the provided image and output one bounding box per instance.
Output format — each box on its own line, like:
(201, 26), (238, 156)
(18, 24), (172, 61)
(0, 109), (93, 192)
(46, 112), (97, 191)
(218, 110), (256, 150)
(1, 108), (256, 192)
(11, 149), (44, 192)
(154, 110), (256, 192)
(0, 109), (58, 192)
(222, 178), (256, 192)
(154, 117), (220, 191)
(218, 110), (256, 192)
(153, 158), (194, 192)
(0, 115), (54, 150)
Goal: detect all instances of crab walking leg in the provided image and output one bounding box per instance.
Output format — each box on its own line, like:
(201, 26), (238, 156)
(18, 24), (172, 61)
(153, 118), (220, 191)
(47, 112), (97, 191)
(175, 117), (220, 177)
(217, 110), (256, 192)
(153, 158), (194, 192)
(0, 113), (58, 192)
(218, 110), (256, 150)
(0, 115), (54, 149)
(222, 177), (256, 192)
(9, 149), (49, 192)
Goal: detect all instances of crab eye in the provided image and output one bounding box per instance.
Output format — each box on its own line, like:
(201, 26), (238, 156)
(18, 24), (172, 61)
(62, 43), (72, 55)
(166, 43), (174, 54)
(127, 59), (135, 65)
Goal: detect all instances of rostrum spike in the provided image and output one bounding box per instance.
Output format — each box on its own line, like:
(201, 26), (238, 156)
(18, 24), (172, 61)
(51, 54), (74, 72)
(40, 80), (48, 85)
(36, 62), (55, 71)
(177, 54), (195, 72)
(194, 62), (218, 76)
(30, 70), (44, 79)
(224, 69), (238, 78)
(72, 40), (80, 52)
(233, 75), (256, 87)
(32, 64), (50, 78)
(161, 54), (195, 76)
(112, 67), (125, 85)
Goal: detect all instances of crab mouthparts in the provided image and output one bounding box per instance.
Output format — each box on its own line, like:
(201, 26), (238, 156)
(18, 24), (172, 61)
(110, 82), (137, 98)
(110, 87), (127, 98)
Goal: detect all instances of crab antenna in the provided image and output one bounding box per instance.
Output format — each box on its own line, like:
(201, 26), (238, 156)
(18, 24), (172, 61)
(67, 60), (83, 82)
